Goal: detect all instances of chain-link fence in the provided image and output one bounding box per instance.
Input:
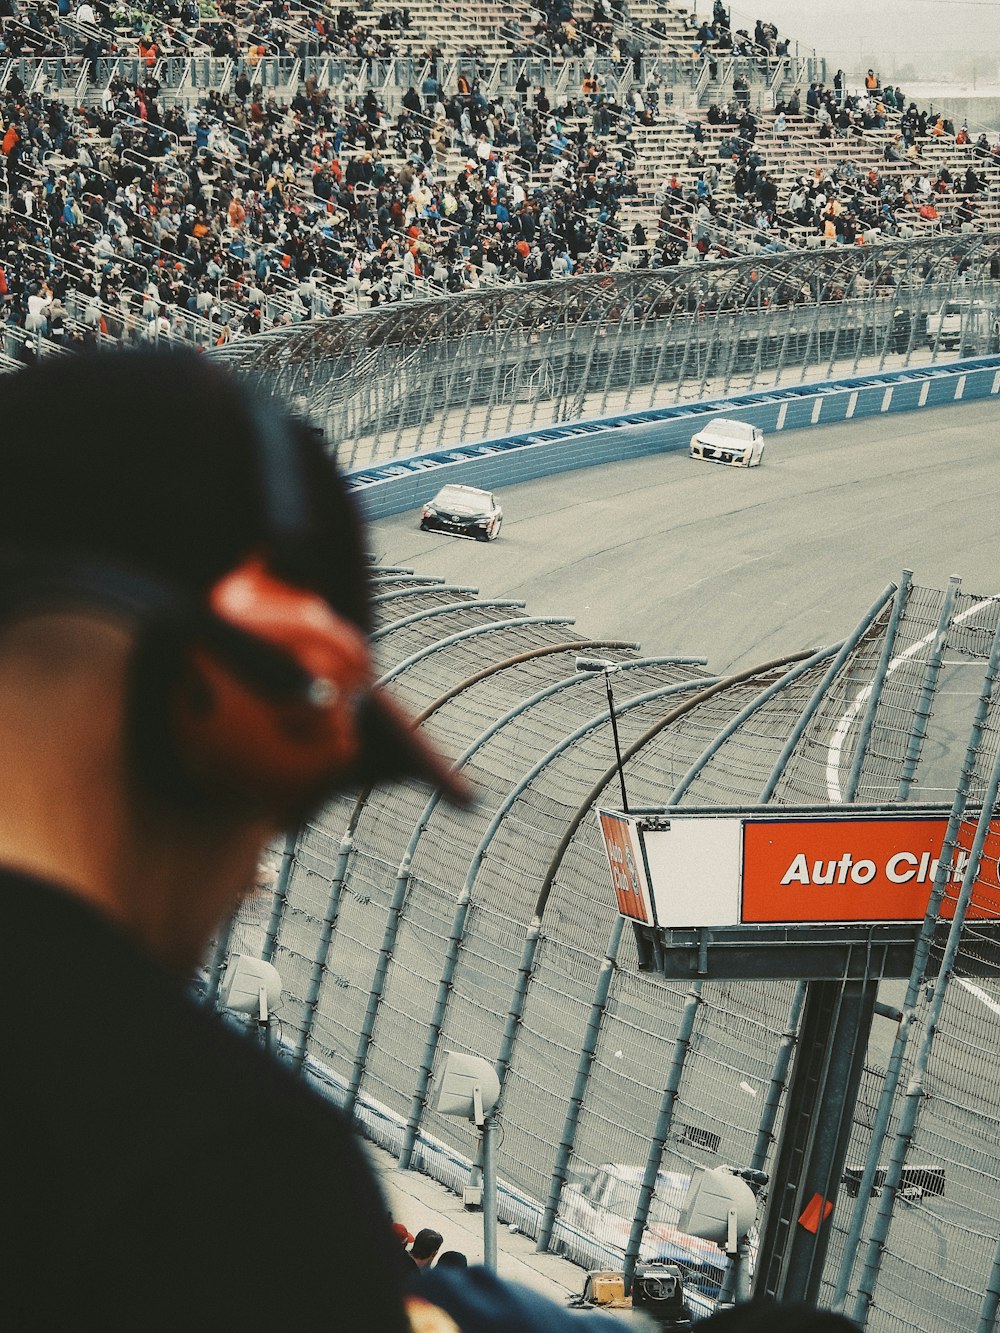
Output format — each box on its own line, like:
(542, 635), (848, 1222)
(214, 233), (1000, 470)
(220, 567), (1000, 1330)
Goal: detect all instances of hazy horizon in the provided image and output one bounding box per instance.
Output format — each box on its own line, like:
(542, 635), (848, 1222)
(709, 0), (1000, 85)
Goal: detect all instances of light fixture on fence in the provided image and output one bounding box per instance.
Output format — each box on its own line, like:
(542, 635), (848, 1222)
(679, 1166), (761, 1303)
(219, 955), (283, 1051)
(435, 1051), (501, 1272)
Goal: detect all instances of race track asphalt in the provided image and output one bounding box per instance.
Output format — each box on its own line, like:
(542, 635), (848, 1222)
(371, 395), (1000, 676)
(370, 396), (1000, 1325)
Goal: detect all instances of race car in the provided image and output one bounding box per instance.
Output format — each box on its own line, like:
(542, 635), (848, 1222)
(419, 484), (503, 541)
(689, 419), (765, 467)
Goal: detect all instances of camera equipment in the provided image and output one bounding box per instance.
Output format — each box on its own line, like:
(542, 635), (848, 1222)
(630, 1263), (693, 1329)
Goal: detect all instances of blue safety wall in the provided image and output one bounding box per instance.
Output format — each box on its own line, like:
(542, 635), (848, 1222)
(347, 356), (1000, 521)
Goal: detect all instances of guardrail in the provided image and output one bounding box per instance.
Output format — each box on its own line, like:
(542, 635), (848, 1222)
(345, 355), (1000, 520)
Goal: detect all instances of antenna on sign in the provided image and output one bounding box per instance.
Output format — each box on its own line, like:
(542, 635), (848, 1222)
(576, 657), (630, 812)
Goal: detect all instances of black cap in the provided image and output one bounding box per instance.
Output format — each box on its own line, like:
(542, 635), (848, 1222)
(0, 349), (471, 809)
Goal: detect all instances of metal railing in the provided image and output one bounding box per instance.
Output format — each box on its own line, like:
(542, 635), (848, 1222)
(213, 233), (1000, 472)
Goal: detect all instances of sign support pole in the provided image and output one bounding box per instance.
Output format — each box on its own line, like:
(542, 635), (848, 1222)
(755, 969), (880, 1305)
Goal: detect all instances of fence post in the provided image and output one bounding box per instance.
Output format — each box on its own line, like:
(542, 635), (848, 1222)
(715, 980), (807, 1307)
(623, 983), (703, 1295)
(852, 734), (1000, 1325)
(536, 915), (625, 1252)
(289, 831), (353, 1072)
(832, 601), (1000, 1314)
(976, 1231), (1000, 1333)
(897, 575), (961, 798)
(344, 851), (413, 1114)
(262, 829), (296, 965)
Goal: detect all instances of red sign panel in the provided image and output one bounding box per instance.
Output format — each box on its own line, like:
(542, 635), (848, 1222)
(742, 817), (1000, 924)
(598, 811), (655, 925)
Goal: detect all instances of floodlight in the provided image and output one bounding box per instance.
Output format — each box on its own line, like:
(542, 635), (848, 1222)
(575, 657), (621, 673)
(679, 1167), (757, 1251)
(219, 955), (283, 1020)
(435, 1051), (500, 1124)
(435, 1052), (503, 1269)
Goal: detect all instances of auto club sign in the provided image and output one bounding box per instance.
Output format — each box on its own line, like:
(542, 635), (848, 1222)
(597, 809), (1000, 929)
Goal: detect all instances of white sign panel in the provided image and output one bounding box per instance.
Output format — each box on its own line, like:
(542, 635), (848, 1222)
(642, 819), (742, 927)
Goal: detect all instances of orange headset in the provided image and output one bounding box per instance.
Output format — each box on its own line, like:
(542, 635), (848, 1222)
(166, 404), (377, 815)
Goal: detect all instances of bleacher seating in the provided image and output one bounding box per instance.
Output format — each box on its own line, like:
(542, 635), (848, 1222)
(1, 0), (998, 362)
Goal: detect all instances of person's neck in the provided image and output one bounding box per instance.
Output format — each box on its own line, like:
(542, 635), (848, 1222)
(0, 615), (269, 973)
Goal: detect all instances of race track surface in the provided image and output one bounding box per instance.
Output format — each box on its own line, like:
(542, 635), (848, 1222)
(371, 396), (1000, 675)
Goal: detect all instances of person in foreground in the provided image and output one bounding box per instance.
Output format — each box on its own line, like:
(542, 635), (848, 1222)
(695, 1296), (861, 1330)
(0, 349), (858, 1333)
(0, 349), (476, 1329)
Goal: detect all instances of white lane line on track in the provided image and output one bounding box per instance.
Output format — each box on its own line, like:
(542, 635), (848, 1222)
(956, 978), (1000, 1017)
(825, 598), (1000, 803)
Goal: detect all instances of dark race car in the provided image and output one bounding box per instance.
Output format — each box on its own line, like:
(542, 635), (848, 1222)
(420, 484), (503, 541)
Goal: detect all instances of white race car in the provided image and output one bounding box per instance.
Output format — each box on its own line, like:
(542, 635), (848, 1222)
(689, 419), (765, 468)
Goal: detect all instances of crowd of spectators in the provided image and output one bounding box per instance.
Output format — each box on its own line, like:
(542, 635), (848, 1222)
(686, 75), (1000, 256)
(0, 51), (658, 349)
(1, 0), (998, 355)
(0, 0), (418, 65)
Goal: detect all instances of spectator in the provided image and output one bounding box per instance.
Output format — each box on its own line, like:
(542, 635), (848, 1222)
(0, 349), (471, 1328)
(436, 1251), (470, 1270)
(412, 1227), (445, 1269)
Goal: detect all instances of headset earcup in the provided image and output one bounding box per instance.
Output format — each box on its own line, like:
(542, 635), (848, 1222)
(130, 559), (377, 820)
(173, 645), (363, 813)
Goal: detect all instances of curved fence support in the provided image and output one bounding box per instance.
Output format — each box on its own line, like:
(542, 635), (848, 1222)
(751, 983), (808, 1179)
(623, 982), (704, 1294)
(536, 914), (626, 1253)
(851, 734), (1000, 1325)
(977, 1232), (1000, 1333)
(290, 831), (353, 1072)
(896, 575), (961, 799)
(204, 916), (234, 1008)
(718, 979), (807, 1304)
(371, 599), (527, 642)
(262, 830), (297, 966)
(344, 848), (415, 1115)
(378, 618), (578, 683)
(843, 572), (913, 802)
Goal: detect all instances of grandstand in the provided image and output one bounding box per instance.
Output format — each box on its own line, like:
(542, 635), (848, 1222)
(1, 0), (998, 363)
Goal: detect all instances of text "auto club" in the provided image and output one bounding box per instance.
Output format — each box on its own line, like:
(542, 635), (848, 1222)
(779, 849), (973, 887)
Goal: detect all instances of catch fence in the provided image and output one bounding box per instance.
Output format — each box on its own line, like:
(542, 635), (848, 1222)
(214, 233), (1000, 470)
(218, 568), (1000, 1330)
